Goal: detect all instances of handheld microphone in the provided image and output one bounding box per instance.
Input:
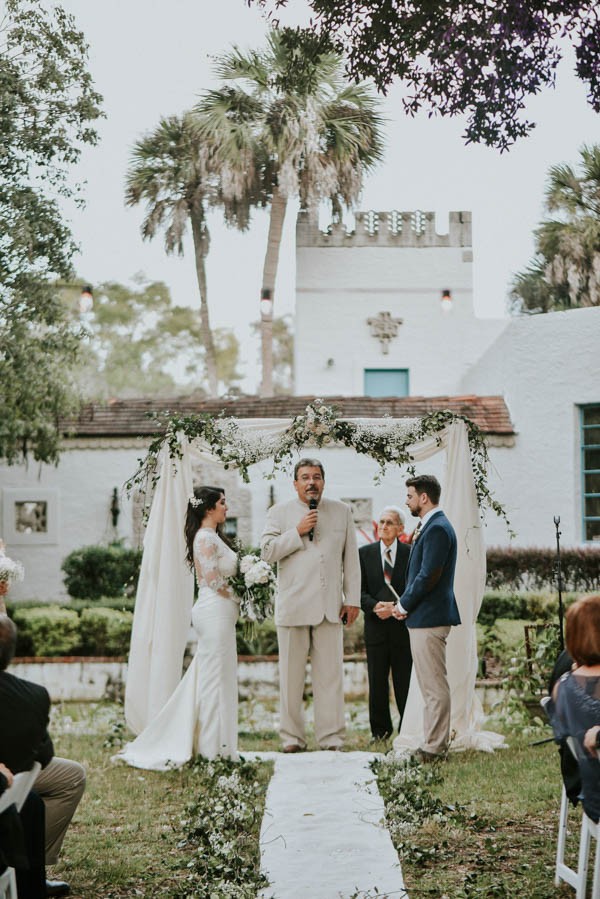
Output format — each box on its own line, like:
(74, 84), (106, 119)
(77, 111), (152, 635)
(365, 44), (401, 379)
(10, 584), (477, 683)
(308, 497), (317, 541)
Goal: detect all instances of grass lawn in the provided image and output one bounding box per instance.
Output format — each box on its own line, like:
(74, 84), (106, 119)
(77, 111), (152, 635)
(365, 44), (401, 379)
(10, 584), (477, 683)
(48, 701), (574, 898)
(377, 734), (579, 898)
(48, 703), (272, 897)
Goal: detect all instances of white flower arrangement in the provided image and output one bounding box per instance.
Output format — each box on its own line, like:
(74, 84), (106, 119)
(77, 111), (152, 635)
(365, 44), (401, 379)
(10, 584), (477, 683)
(229, 551), (275, 627)
(0, 541), (24, 586)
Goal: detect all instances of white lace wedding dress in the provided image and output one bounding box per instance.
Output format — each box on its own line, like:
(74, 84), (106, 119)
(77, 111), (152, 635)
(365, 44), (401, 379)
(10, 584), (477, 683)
(116, 528), (239, 770)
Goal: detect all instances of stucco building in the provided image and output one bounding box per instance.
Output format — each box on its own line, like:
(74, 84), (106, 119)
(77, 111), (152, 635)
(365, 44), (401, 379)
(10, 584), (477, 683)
(1, 208), (599, 601)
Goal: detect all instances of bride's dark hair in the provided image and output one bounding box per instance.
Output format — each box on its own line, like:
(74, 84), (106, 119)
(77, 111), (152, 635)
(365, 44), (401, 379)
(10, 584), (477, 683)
(184, 485), (234, 569)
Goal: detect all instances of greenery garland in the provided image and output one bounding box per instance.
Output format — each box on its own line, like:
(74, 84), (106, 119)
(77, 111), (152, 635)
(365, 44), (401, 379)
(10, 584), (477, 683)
(176, 756), (271, 897)
(126, 399), (509, 526)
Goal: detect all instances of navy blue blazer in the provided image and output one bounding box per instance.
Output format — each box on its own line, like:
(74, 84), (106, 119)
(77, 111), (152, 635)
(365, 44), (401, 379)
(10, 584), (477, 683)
(401, 510), (461, 629)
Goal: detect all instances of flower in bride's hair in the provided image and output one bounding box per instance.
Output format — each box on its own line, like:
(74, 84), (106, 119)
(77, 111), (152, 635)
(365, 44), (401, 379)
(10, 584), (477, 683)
(189, 493), (202, 508)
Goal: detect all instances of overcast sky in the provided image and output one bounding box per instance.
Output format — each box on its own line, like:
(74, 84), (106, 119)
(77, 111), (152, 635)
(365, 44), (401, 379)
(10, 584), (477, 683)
(57, 0), (600, 391)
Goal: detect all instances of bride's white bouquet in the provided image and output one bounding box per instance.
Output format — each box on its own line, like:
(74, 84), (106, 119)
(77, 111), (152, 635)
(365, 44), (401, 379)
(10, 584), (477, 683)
(0, 541), (24, 586)
(229, 550), (275, 626)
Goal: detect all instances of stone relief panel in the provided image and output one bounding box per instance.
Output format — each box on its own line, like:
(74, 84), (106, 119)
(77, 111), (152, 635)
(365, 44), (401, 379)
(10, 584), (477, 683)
(2, 488), (59, 545)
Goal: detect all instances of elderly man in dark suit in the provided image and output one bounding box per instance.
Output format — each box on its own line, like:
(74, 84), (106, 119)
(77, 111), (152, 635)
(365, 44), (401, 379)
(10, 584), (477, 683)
(359, 506), (412, 740)
(0, 615), (85, 897)
(394, 475), (460, 760)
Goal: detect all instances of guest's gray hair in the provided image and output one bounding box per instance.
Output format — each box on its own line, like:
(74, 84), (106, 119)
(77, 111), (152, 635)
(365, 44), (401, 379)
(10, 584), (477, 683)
(379, 505), (406, 526)
(0, 615), (17, 671)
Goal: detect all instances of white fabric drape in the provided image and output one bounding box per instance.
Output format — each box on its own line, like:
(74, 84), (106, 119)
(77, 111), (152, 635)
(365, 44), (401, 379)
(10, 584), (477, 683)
(125, 437), (194, 734)
(124, 417), (504, 752)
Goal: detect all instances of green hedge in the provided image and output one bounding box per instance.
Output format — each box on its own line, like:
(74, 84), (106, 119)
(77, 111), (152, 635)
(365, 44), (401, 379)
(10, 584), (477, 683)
(11, 605), (132, 657)
(477, 592), (560, 626)
(62, 545), (143, 599)
(486, 546), (600, 592)
(79, 608), (133, 656)
(59, 544), (600, 602)
(13, 606), (81, 657)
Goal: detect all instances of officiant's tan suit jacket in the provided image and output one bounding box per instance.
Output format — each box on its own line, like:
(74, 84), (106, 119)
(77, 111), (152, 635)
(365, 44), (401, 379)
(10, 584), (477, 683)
(261, 497), (360, 624)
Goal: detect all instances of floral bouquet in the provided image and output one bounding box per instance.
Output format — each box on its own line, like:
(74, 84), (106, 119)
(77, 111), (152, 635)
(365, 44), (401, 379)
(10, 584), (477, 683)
(229, 550), (275, 636)
(0, 540), (24, 587)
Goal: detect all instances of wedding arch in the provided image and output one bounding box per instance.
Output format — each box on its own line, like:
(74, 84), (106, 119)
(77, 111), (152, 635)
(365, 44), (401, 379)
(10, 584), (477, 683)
(125, 400), (507, 753)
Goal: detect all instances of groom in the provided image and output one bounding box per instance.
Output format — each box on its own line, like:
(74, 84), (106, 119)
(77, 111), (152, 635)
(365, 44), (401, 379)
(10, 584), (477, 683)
(261, 458), (360, 752)
(394, 475), (460, 759)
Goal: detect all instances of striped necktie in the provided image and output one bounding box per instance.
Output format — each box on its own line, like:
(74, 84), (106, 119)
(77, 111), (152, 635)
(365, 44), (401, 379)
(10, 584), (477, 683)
(383, 547), (394, 583)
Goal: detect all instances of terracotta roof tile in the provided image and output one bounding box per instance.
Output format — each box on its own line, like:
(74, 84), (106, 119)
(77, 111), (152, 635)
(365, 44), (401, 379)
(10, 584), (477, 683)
(62, 395), (514, 437)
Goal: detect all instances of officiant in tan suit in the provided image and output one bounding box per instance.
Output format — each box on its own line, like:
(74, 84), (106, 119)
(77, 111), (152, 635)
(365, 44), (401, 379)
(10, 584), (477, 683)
(261, 458), (360, 752)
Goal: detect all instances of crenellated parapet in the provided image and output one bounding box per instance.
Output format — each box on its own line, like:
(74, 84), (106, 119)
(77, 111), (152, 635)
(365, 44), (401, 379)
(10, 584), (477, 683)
(296, 209), (472, 248)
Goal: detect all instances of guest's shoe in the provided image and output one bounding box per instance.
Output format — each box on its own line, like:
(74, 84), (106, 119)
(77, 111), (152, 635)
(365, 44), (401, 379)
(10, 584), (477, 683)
(46, 881), (71, 898)
(282, 744), (305, 753)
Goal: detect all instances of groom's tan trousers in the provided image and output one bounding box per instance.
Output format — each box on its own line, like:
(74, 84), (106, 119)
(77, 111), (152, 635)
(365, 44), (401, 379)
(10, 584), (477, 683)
(277, 619), (345, 749)
(408, 625), (452, 756)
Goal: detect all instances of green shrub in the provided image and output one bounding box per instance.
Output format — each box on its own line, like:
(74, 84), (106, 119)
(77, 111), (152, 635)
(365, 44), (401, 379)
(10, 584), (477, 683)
(477, 591), (562, 626)
(486, 546), (600, 592)
(62, 545), (142, 599)
(79, 607), (132, 656)
(12, 606), (80, 657)
(236, 619), (279, 656)
(65, 596), (135, 614)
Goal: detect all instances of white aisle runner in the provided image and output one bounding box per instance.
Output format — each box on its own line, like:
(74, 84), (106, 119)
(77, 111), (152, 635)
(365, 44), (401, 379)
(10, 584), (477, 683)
(256, 751), (407, 899)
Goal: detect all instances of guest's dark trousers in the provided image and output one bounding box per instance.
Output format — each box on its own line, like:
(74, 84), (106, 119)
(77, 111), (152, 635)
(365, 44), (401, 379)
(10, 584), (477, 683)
(16, 791), (46, 899)
(366, 623), (412, 738)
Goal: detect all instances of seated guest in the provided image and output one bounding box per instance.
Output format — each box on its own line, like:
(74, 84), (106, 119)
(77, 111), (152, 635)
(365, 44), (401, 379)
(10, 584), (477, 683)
(584, 725), (600, 757)
(548, 649), (581, 806)
(0, 762), (46, 899)
(550, 595), (600, 823)
(0, 615), (86, 898)
(360, 506), (412, 740)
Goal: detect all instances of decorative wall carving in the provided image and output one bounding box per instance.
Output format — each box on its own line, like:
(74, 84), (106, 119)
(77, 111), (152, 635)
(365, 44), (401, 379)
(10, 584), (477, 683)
(366, 311), (404, 354)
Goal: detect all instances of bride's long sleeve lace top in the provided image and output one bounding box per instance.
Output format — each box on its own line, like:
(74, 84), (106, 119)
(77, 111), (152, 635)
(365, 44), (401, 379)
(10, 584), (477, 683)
(193, 528), (237, 600)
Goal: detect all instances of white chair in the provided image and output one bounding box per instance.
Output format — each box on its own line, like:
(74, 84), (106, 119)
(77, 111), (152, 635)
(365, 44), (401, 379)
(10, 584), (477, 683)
(0, 762), (42, 899)
(540, 697), (580, 889)
(541, 694), (600, 899)
(575, 807), (600, 899)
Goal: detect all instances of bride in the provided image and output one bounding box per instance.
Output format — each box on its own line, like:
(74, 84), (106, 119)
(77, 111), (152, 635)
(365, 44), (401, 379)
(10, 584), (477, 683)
(116, 486), (240, 769)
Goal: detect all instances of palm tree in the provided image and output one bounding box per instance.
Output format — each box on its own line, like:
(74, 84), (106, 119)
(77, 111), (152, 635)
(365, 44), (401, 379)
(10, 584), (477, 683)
(126, 114), (226, 394)
(195, 30), (385, 396)
(511, 145), (600, 313)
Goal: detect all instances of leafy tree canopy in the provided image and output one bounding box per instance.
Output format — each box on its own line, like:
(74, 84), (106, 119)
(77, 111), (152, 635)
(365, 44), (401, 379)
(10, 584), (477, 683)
(248, 4), (600, 150)
(511, 144), (600, 313)
(70, 278), (243, 399)
(0, 1), (103, 465)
